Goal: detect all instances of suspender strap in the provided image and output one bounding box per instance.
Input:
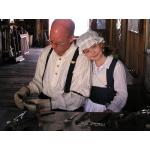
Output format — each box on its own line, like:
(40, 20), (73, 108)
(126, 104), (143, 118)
(42, 47), (79, 93)
(42, 48), (53, 82)
(107, 58), (118, 88)
(71, 91), (84, 97)
(64, 47), (79, 93)
(106, 58), (118, 100)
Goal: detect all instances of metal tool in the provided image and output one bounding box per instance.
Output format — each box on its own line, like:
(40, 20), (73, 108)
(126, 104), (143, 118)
(64, 113), (79, 124)
(6, 110), (27, 124)
(76, 120), (106, 128)
(75, 112), (89, 125)
(40, 111), (55, 117)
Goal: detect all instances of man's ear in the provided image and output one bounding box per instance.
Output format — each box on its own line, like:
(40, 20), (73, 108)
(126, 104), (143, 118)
(70, 36), (79, 43)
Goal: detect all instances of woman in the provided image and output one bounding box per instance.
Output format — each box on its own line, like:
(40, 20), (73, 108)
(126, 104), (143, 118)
(77, 30), (128, 112)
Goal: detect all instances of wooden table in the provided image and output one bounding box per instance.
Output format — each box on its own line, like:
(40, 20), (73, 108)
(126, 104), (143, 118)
(38, 112), (91, 131)
(0, 107), (150, 131)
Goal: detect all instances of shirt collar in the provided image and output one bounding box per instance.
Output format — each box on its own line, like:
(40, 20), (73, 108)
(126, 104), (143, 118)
(54, 42), (77, 58)
(93, 55), (114, 70)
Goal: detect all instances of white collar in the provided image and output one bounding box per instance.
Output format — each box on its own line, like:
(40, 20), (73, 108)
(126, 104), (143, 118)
(54, 42), (77, 58)
(93, 55), (114, 70)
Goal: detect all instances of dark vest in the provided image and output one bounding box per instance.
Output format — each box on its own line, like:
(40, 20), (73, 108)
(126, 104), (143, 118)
(90, 58), (118, 105)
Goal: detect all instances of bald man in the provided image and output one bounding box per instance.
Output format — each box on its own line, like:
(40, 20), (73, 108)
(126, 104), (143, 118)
(14, 19), (91, 112)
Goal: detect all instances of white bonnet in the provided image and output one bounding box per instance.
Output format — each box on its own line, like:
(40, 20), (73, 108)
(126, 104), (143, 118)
(76, 30), (105, 53)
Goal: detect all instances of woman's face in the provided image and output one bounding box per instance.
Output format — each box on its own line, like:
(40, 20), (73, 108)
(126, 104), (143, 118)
(83, 43), (104, 61)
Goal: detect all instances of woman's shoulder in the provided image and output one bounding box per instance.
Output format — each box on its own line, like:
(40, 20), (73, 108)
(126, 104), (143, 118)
(108, 55), (124, 67)
(113, 58), (126, 72)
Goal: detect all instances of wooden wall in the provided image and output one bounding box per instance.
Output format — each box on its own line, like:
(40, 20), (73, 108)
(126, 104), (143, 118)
(0, 30), (2, 64)
(35, 19), (49, 47)
(15, 19), (49, 47)
(125, 20), (146, 80)
(108, 19), (146, 82)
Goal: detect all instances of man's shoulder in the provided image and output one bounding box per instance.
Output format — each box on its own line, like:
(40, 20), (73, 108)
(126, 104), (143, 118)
(76, 53), (91, 68)
(39, 45), (52, 57)
(41, 45), (52, 53)
(77, 53), (90, 60)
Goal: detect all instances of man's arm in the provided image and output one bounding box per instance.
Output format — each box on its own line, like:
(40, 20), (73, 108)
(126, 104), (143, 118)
(27, 46), (51, 94)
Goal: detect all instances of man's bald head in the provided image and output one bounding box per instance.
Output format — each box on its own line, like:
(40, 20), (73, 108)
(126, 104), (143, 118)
(51, 19), (75, 36)
(49, 19), (75, 56)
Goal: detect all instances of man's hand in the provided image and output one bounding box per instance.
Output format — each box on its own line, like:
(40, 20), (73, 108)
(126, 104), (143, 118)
(24, 99), (51, 114)
(14, 86), (30, 109)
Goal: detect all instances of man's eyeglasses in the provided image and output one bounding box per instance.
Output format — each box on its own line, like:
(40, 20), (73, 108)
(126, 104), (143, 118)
(50, 41), (66, 47)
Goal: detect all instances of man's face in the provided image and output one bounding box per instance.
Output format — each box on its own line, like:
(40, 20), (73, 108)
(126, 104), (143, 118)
(50, 27), (73, 56)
